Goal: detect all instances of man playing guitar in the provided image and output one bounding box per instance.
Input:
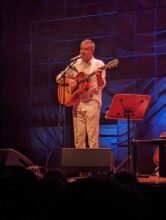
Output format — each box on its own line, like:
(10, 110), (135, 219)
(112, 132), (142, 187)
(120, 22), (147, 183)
(56, 38), (118, 149)
(56, 39), (118, 148)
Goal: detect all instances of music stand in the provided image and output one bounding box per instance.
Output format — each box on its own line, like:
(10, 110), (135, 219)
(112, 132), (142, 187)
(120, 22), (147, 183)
(105, 94), (151, 172)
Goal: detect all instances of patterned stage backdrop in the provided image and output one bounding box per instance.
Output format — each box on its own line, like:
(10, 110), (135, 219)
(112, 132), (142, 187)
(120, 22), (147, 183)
(1, 0), (166, 174)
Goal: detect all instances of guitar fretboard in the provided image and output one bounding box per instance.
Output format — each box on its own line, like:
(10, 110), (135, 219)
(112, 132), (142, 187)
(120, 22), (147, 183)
(76, 59), (119, 84)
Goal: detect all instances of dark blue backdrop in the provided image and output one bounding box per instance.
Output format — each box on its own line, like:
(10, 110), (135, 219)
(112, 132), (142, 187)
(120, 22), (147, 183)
(1, 0), (166, 174)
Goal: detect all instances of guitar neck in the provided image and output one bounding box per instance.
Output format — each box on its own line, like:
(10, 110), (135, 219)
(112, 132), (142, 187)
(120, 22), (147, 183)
(78, 66), (107, 84)
(76, 59), (119, 84)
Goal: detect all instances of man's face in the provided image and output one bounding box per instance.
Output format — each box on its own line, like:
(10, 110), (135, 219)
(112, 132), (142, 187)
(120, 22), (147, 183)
(80, 42), (94, 62)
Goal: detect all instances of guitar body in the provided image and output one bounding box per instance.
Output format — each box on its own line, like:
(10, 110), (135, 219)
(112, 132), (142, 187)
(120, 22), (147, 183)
(57, 72), (90, 106)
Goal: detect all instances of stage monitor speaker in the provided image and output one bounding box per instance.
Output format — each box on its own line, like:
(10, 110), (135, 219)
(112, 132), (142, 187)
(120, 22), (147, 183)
(61, 148), (115, 176)
(0, 148), (33, 168)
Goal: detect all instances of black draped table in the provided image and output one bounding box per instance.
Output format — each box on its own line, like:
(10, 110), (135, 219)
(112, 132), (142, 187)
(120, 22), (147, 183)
(131, 139), (166, 177)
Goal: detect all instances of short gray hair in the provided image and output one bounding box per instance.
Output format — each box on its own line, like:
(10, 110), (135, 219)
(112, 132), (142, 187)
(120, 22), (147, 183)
(81, 39), (96, 52)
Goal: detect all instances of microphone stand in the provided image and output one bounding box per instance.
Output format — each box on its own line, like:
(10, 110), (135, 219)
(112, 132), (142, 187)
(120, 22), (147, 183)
(59, 59), (77, 155)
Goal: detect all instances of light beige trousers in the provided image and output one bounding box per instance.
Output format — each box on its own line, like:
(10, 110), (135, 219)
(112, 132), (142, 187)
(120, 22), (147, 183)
(73, 106), (100, 148)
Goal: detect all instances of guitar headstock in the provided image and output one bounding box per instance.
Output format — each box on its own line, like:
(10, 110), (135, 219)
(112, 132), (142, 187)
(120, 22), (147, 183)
(105, 59), (119, 69)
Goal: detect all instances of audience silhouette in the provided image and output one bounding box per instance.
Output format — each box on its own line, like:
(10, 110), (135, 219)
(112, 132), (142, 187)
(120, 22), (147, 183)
(0, 165), (165, 220)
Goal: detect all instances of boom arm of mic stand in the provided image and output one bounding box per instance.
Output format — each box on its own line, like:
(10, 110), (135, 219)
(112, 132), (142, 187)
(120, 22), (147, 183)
(60, 60), (77, 79)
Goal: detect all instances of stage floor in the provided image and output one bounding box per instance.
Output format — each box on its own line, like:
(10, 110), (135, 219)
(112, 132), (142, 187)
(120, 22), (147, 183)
(68, 174), (166, 185)
(138, 176), (166, 185)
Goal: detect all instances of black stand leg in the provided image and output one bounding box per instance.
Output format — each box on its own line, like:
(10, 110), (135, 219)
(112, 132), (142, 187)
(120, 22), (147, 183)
(126, 112), (133, 172)
(62, 105), (66, 148)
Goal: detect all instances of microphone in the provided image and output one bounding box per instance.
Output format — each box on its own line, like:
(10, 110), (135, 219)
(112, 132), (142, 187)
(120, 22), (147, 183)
(70, 55), (82, 62)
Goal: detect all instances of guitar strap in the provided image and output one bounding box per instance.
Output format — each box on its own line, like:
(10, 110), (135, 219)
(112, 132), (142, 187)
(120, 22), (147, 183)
(89, 58), (97, 76)
(89, 58), (98, 89)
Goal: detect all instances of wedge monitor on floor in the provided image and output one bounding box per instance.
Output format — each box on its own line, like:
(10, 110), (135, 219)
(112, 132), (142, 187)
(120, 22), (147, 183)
(0, 148), (33, 168)
(61, 148), (115, 177)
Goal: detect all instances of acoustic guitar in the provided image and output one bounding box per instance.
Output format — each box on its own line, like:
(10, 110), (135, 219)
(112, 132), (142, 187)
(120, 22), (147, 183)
(57, 59), (119, 106)
(153, 132), (166, 166)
